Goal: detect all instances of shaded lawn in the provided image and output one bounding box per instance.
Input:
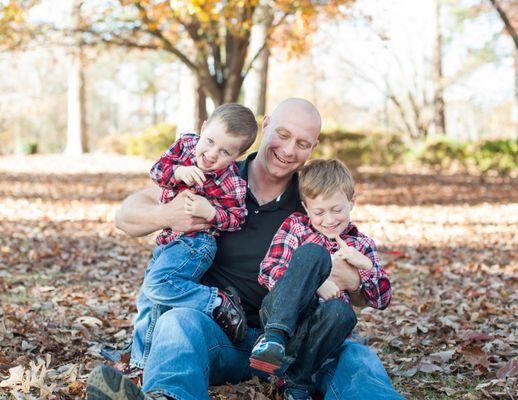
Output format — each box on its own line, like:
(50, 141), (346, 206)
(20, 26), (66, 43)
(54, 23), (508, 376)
(0, 155), (516, 399)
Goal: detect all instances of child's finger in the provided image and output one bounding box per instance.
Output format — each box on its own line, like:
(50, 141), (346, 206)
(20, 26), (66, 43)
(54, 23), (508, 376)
(335, 235), (347, 249)
(193, 168), (206, 183)
(192, 171), (205, 186)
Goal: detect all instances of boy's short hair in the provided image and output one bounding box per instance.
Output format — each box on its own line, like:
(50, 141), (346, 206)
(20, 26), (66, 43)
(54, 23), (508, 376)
(299, 159), (355, 201)
(207, 103), (258, 152)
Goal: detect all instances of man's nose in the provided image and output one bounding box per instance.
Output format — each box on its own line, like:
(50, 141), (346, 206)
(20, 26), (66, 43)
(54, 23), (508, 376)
(280, 139), (296, 157)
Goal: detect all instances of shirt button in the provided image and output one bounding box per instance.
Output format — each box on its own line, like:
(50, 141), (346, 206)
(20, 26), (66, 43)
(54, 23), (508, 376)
(254, 210), (259, 214)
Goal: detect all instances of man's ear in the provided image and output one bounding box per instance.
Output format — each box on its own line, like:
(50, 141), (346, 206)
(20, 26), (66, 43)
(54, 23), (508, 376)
(262, 115), (270, 131)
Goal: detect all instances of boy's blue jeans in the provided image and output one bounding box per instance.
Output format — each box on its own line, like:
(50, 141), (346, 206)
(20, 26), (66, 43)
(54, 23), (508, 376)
(130, 234), (218, 368)
(260, 243), (357, 390)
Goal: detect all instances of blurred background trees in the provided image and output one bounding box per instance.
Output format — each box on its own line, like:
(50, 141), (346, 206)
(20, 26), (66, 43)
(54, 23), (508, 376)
(0, 0), (516, 174)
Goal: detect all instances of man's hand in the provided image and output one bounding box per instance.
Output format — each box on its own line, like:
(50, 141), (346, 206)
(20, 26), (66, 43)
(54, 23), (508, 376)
(330, 252), (361, 292)
(317, 279), (341, 301)
(184, 191), (216, 221)
(335, 237), (373, 270)
(174, 166), (206, 186)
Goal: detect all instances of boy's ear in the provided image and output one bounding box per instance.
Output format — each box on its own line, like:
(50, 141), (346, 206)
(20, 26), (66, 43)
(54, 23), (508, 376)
(200, 120), (207, 133)
(350, 193), (356, 210)
(301, 201), (308, 214)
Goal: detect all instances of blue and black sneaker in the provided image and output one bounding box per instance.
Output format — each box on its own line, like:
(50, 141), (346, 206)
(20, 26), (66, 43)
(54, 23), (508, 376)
(249, 334), (285, 375)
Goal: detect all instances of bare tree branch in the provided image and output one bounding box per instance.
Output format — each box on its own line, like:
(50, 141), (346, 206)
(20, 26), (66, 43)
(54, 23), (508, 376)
(488, 0), (518, 49)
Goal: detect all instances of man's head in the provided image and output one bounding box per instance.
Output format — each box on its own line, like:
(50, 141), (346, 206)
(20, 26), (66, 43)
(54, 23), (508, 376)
(299, 159), (355, 239)
(256, 98), (321, 180)
(196, 103), (258, 171)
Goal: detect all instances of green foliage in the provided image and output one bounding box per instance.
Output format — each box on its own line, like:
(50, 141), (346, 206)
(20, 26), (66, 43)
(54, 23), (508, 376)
(98, 123), (177, 160)
(315, 131), (407, 169)
(417, 138), (468, 169)
(470, 139), (518, 175)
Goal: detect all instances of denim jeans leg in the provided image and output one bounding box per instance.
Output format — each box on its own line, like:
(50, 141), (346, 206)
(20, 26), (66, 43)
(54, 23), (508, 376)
(314, 339), (405, 400)
(284, 299), (357, 390)
(142, 234), (218, 314)
(261, 243), (332, 336)
(131, 234), (218, 369)
(142, 307), (261, 400)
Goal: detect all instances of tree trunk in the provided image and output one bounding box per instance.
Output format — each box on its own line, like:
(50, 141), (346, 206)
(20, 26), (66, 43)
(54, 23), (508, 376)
(65, 0), (88, 155)
(433, 0), (446, 135)
(514, 51), (518, 128)
(194, 81), (207, 131)
(245, 2), (272, 116)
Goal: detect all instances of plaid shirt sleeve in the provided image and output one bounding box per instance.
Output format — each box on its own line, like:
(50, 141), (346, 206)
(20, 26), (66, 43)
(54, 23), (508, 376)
(258, 214), (303, 291)
(210, 175), (247, 232)
(354, 236), (392, 310)
(149, 134), (192, 188)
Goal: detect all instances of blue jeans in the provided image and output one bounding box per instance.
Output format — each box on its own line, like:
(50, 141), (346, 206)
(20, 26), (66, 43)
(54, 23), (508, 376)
(141, 307), (404, 400)
(130, 234), (218, 368)
(261, 243), (357, 390)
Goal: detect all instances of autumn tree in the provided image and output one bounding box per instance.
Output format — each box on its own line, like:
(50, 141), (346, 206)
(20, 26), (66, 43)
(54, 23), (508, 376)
(77, 0), (352, 126)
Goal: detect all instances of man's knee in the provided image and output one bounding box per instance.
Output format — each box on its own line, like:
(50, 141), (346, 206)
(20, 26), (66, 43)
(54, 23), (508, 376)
(318, 299), (357, 332)
(154, 307), (210, 337)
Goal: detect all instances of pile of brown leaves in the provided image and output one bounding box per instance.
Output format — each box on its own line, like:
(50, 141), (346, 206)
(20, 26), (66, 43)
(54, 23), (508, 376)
(0, 155), (516, 399)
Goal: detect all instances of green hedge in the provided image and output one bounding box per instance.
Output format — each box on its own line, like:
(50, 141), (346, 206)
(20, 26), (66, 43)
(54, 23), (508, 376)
(314, 131), (407, 168)
(98, 125), (517, 176)
(97, 123), (177, 160)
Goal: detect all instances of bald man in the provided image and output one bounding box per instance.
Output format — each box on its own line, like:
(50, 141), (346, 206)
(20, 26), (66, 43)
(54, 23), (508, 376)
(87, 99), (403, 400)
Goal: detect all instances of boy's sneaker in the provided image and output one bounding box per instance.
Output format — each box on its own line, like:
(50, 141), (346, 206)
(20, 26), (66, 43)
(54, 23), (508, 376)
(283, 386), (312, 400)
(213, 286), (247, 344)
(249, 334), (285, 375)
(87, 364), (170, 400)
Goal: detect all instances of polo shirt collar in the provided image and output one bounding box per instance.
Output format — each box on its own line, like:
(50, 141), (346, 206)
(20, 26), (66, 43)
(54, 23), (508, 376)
(238, 152), (301, 211)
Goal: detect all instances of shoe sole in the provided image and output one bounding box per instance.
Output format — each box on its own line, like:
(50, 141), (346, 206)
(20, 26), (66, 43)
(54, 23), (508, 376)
(87, 365), (145, 400)
(249, 356), (282, 375)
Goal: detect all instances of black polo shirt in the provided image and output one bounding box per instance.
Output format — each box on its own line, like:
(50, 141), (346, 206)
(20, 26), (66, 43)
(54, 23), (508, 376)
(201, 152), (304, 328)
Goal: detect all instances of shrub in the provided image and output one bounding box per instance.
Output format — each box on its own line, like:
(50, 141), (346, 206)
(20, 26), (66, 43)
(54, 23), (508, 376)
(469, 139), (518, 175)
(314, 131), (406, 169)
(417, 138), (468, 169)
(126, 123), (177, 160)
(97, 124), (177, 160)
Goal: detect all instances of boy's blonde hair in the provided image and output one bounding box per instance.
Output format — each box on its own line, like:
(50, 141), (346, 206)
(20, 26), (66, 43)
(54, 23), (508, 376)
(299, 159), (355, 201)
(207, 103), (258, 152)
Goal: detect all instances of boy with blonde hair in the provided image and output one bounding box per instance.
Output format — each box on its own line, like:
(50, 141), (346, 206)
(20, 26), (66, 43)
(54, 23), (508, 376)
(251, 159), (392, 400)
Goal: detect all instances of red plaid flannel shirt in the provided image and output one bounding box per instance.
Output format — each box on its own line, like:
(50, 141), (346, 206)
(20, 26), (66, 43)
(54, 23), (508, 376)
(150, 132), (247, 245)
(258, 212), (392, 310)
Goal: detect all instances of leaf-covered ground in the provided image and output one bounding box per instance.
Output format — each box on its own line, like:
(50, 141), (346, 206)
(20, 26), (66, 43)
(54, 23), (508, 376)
(0, 155), (516, 399)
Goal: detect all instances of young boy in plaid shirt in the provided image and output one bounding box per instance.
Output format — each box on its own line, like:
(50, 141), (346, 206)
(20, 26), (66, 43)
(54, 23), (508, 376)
(130, 103), (257, 370)
(250, 159), (392, 400)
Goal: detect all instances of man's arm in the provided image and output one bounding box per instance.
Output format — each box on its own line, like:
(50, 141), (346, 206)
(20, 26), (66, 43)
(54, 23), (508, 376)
(114, 186), (209, 237)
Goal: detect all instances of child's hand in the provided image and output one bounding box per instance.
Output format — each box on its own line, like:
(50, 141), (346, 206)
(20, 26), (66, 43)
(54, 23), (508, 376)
(317, 279), (341, 301)
(184, 191), (216, 221)
(174, 166), (206, 186)
(335, 236), (373, 270)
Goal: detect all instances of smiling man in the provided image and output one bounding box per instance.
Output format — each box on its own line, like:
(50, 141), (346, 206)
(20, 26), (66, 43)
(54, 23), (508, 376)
(86, 98), (403, 400)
